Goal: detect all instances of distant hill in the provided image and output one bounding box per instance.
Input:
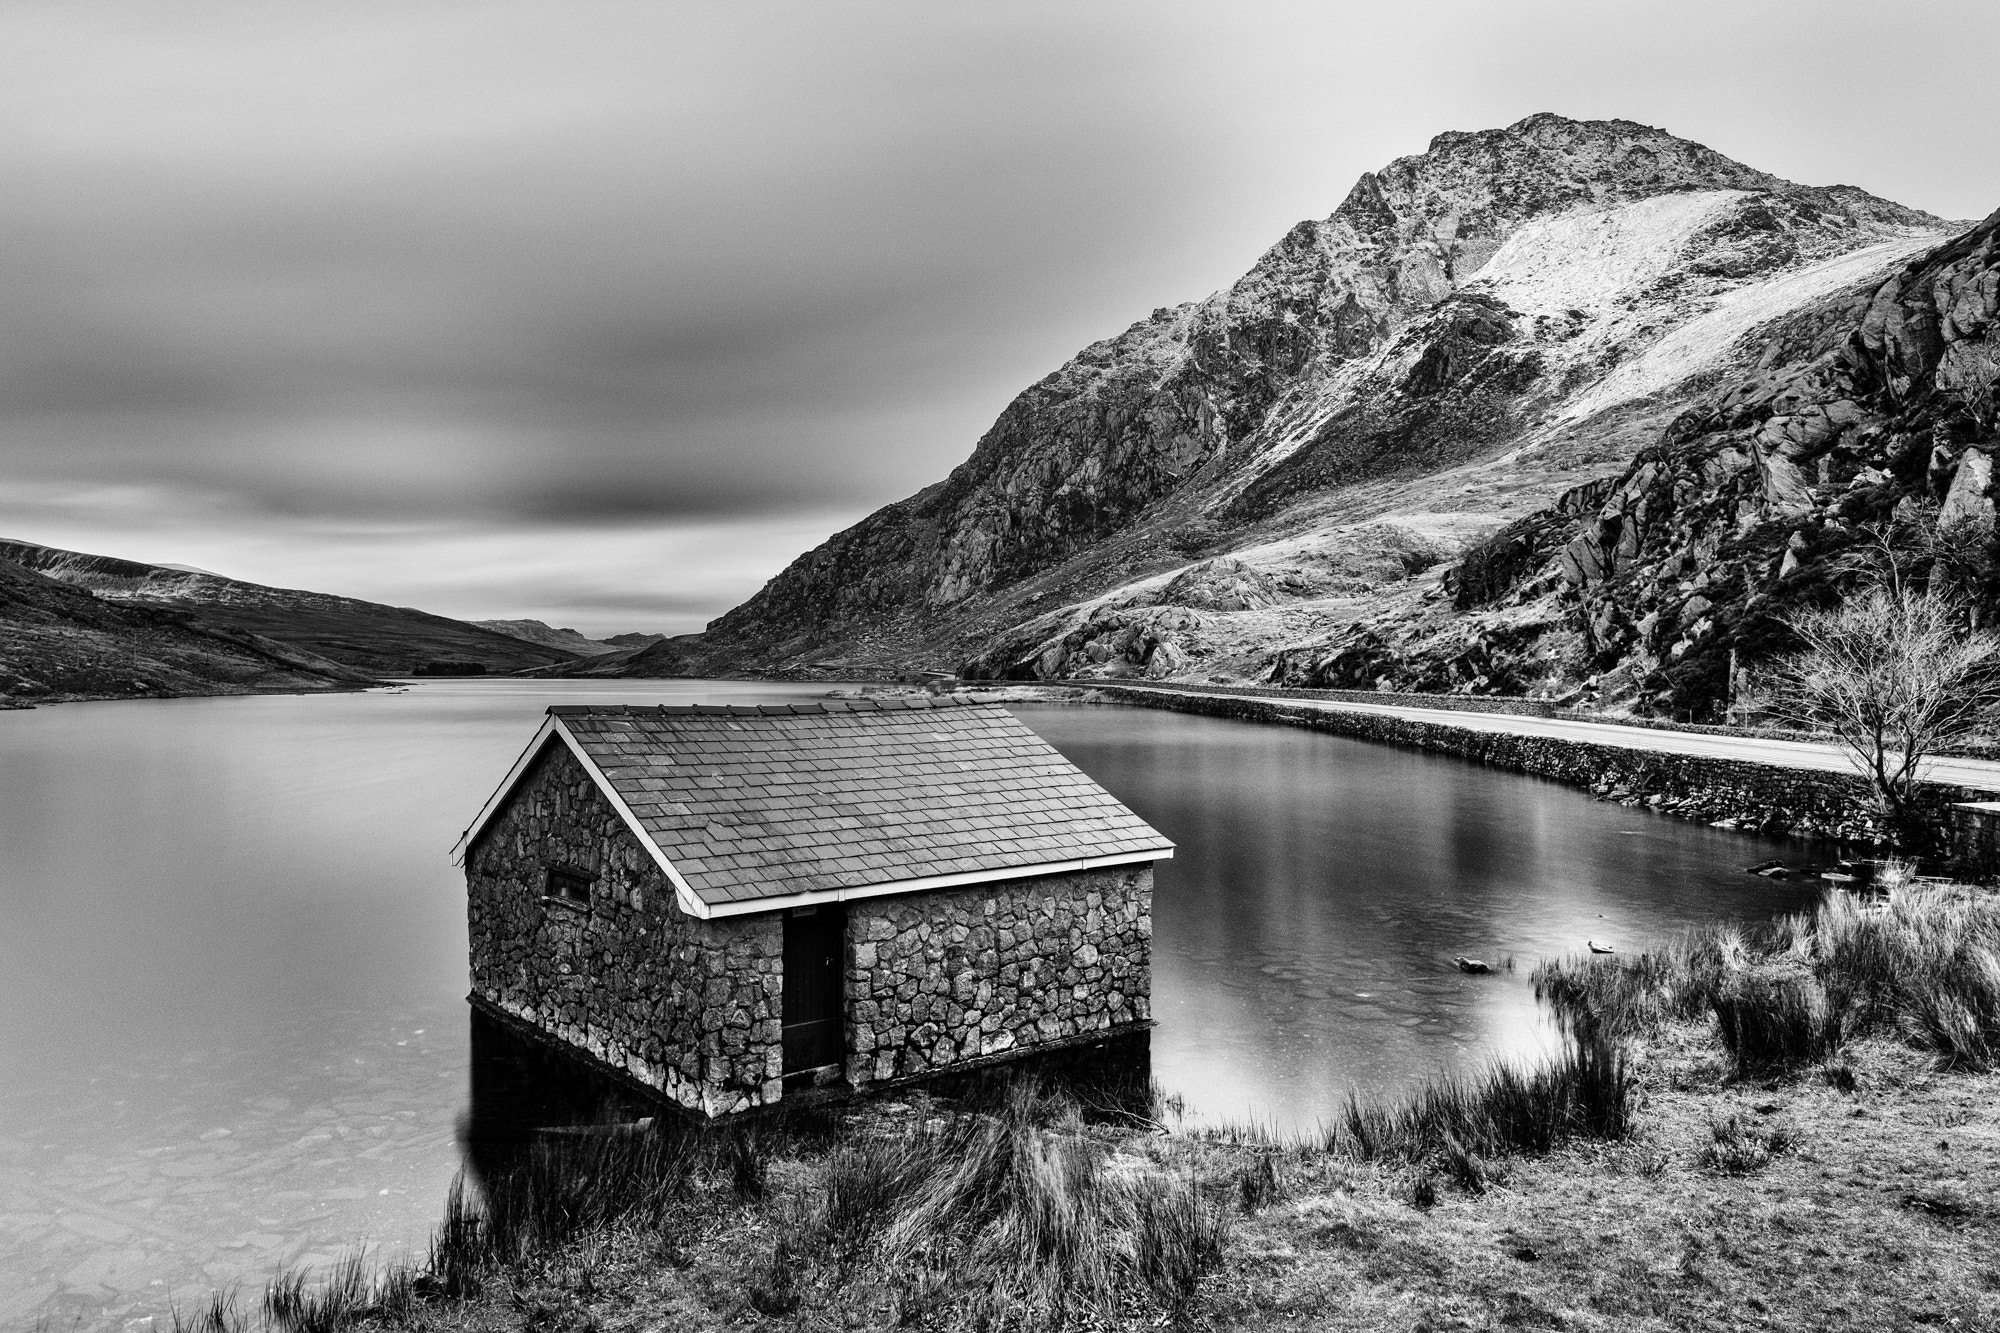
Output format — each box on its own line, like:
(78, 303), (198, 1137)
(0, 540), (579, 676)
(515, 633), (705, 680)
(472, 619), (623, 656)
(601, 632), (667, 648)
(0, 554), (379, 704)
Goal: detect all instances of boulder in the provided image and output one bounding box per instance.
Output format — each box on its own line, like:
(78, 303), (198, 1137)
(1157, 558), (1281, 612)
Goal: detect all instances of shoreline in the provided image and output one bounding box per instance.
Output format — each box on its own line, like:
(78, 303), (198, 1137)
(1067, 681), (2000, 859)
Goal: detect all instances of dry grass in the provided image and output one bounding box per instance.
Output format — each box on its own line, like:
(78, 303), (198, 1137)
(1536, 881), (2000, 1074)
(1206, 1032), (2000, 1330)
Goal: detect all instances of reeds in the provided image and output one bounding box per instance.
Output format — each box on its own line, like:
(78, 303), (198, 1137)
(1711, 967), (1841, 1070)
(1328, 1032), (1636, 1161)
(810, 1081), (1229, 1322)
(168, 1289), (248, 1333)
(351, 1083), (1231, 1329)
(263, 1255), (374, 1333)
(230, 1251), (421, 1333)
(1535, 883), (2000, 1074)
(474, 1122), (698, 1265)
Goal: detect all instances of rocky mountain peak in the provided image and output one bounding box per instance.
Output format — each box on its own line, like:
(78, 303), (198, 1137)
(677, 119), (1964, 690)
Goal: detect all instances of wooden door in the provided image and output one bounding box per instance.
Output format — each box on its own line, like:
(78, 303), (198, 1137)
(782, 904), (846, 1079)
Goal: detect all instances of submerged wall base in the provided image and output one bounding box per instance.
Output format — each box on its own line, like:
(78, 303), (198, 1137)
(467, 994), (1154, 1131)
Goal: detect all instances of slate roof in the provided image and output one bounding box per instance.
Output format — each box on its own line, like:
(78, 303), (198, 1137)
(540, 697), (1172, 911)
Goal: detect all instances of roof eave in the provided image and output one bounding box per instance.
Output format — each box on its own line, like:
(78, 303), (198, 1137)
(696, 845), (1172, 919)
(453, 707), (1174, 924)
(450, 713), (712, 921)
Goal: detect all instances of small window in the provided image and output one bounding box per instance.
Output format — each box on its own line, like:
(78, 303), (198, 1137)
(544, 867), (593, 907)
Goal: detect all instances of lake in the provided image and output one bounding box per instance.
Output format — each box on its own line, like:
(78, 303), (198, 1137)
(0, 681), (1825, 1327)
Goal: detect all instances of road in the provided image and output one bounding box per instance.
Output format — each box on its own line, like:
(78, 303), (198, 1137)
(1111, 686), (2000, 796)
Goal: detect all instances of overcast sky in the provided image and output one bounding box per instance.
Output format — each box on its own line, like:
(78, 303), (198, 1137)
(1, 1), (1995, 635)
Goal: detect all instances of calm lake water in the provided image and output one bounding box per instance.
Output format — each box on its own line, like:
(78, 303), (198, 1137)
(0, 681), (1825, 1327)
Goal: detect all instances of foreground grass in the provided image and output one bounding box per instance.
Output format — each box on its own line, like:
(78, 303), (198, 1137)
(184, 886), (2000, 1332)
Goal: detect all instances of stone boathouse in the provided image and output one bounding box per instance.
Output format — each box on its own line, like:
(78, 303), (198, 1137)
(453, 697), (1173, 1117)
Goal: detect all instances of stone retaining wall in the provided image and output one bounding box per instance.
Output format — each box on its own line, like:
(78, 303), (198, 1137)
(843, 866), (1152, 1088)
(1095, 686), (1986, 853)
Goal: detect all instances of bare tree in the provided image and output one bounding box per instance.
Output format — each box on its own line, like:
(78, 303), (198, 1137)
(1768, 580), (2000, 847)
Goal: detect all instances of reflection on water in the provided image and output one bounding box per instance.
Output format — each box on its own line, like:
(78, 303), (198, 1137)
(0, 683), (1826, 1326)
(1010, 705), (1825, 1129)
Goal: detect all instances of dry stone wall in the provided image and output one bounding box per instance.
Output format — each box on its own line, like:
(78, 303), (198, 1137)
(465, 742), (784, 1116)
(1098, 686), (1991, 854)
(843, 866), (1152, 1087)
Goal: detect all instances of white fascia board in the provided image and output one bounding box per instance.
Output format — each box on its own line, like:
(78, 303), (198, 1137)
(698, 846), (1172, 919)
(548, 718), (711, 920)
(451, 714), (560, 865)
(449, 715), (711, 921)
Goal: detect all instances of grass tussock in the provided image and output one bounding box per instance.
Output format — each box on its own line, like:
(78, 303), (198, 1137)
(170, 1251), (420, 1333)
(1328, 1032), (1636, 1163)
(1536, 883), (2000, 1075)
(473, 1124), (699, 1266)
(168, 1290), (250, 1333)
(803, 1081), (1228, 1324)
(1697, 1113), (1798, 1175)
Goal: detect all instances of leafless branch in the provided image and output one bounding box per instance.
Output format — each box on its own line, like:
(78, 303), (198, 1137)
(1766, 581), (2000, 845)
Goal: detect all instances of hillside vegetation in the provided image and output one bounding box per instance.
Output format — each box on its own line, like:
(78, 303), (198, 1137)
(0, 539), (579, 678)
(0, 554), (379, 703)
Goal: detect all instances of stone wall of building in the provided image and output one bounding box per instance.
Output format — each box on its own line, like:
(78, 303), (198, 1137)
(465, 741), (784, 1116)
(843, 865), (1152, 1087)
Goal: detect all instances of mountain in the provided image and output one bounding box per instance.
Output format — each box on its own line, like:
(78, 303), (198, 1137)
(0, 555), (379, 703)
(472, 619), (625, 656)
(0, 540), (580, 676)
(1303, 204), (1999, 718)
(641, 114), (1961, 697)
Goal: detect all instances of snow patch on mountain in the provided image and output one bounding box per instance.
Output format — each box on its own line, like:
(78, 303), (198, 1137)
(1560, 232), (1944, 423)
(1468, 190), (1750, 315)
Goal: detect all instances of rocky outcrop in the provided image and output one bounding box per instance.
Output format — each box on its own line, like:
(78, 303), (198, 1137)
(1321, 206), (2000, 719)
(626, 114), (1950, 687)
(964, 606), (1210, 682)
(1156, 557), (1281, 611)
